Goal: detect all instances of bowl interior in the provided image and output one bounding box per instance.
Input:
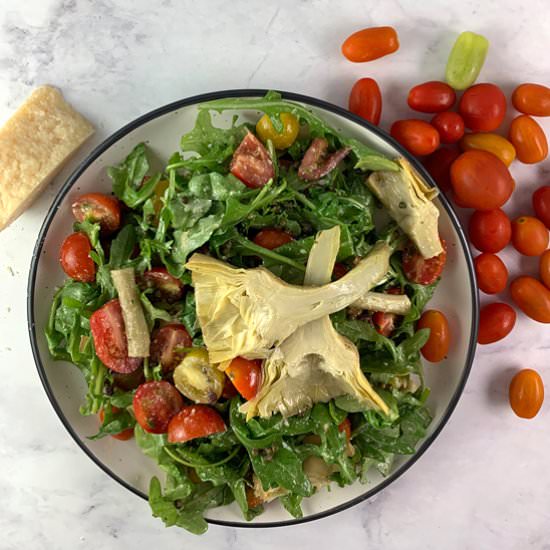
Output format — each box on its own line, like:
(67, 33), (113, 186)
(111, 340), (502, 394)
(29, 92), (477, 527)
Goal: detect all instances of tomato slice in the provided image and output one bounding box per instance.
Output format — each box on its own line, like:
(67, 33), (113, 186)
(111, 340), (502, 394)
(150, 324), (192, 372)
(133, 381), (184, 434)
(402, 240), (447, 285)
(167, 405), (226, 443)
(372, 311), (396, 337)
(90, 299), (142, 374)
(253, 228), (293, 250)
(59, 232), (96, 283)
(225, 357), (262, 401)
(140, 267), (184, 302)
(71, 193), (121, 233)
(298, 138), (351, 181)
(230, 131), (274, 188)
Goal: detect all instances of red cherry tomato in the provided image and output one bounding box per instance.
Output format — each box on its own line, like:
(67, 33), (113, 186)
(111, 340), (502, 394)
(332, 262), (349, 280)
(417, 309), (451, 362)
(338, 418), (352, 441)
(468, 209), (511, 253)
(422, 147), (460, 192)
(402, 240), (447, 285)
(348, 78), (382, 125)
(407, 81), (456, 113)
(59, 232), (96, 283)
(112, 367), (145, 392)
(390, 120), (440, 156)
(253, 228), (293, 250)
(508, 115), (548, 164)
(372, 311), (397, 337)
(140, 267), (184, 302)
(478, 302), (516, 344)
(512, 83), (550, 117)
(90, 299), (142, 374)
(72, 193), (121, 233)
(221, 376), (239, 399)
(150, 324), (192, 372)
(474, 253), (508, 294)
(511, 216), (549, 256)
(533, 186), (550, 229)
(298, 138), (350, 181)
(341, 26), (399, 63)
(458, 83), (507, 132)
(509, 369), (544, 419)
(230, 131), (274, 188)
(133, 381), (184, 434)
(450, 150), (514, 210)
(99, 407), (133, 441)
(540, 250), (550, 289)
(510, 276), (550, 323)
(167, 404), (226, 443)
(225, 357), (262, 401)
(430, 112), (465, 144)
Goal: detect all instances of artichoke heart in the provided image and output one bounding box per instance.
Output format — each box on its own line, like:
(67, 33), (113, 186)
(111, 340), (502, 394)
(366, 157), (443, 259)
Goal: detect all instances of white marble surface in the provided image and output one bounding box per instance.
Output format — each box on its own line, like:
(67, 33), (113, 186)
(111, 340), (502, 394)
(1, 1), (550, 548)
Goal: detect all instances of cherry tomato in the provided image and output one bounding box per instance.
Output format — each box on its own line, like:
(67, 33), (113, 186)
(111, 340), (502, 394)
(512, 83), (550, 117)
(59, 232), (96, 283)
(539, 250), (550, 289)
(221, 376), (239, 399)
(407, 81), (456, 113)
(459, 133), (516, 167)
(422, 147), (460, 192)
(226, 357), (262, 401)
(468, 209), (511, 253)
(445, 31), (489, 91)
(417, 310), (451, 362)
(348, 78), (382, 125)
(372, 311), (396, 337)
(402, 239), (447, 285)
(133, 381), (184, 434)
(167, 405), (226, 443)
(509, 369), (544, 419)
(256, 113), (299, 149)
(253, 228), (293, 250)
(430, 112), (464, 144)
(458, 83), (506, 132)
(99, 407), (133, 441)
(474, 253), (508, 294)
(140, 267), (184, 302)
(230, 131), (274, 188)
(150, 324), (192, 372)
(450, 150), (514, 210)
(511, 216), (549, 256)
(112, 367), (145, 391)
(298, 138), (350, 181)
(246, 486), (264, 509)
(332, 262), (349, 280)
(90, 299), (142, 374)
(533, 186), (550, 229)
(508, 115), (548, 164)
(478, 302), (516, 344)
(341, 26), (399, 63)
(72, 193), (121, 233)
(510, 276), (550, 323)
(338, 418), (352, 441)
(390, 120), (440, 156)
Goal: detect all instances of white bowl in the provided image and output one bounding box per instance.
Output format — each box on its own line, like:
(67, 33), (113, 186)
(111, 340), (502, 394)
(27, 90), (479, 528)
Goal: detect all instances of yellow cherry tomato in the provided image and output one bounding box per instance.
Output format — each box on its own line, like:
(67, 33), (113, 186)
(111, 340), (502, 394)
(256, 112), (300, 149)
(459, 133), (516, 166)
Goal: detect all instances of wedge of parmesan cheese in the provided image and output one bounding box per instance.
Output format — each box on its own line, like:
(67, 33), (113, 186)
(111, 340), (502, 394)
(0, 85), (94, 231)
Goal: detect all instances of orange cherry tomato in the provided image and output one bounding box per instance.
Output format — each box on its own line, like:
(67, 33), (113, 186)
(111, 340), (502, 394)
(540, 250), (550, 289)
(474, 253), (508, 294)
(407, 81), (456, 113)
(422, 147), (460, 192)
(468, 209), (511, 253)
(450, 150), (514, 210)
(417, 310), (451, 362)
(509, 369), (544, 419)
(226, 357), (262, 401)
(338, 418), (352, 441)
(533, 186), (550, 229)
(430, 112), (464, 144)
(512, 83), (550, 117)
(99, 407), (134, 441)
(390, 120), (440, 156)
(253, 228), (293, 250)
(349, 78), (382, 125)
(458, 83), (507, 132)
(508, 115), (548, 164)
(511, 216), (549, 256)
(459, 133), (516, 167)
(510, 276), (550, 323)
(478, 302), (516, 344)
(341, 26), (399, 63)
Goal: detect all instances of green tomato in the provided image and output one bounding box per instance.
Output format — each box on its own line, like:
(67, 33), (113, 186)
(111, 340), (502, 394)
(445, 31), (489, 91)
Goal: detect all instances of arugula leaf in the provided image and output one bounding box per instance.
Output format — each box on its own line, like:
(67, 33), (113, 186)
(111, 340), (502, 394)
(89, 401), (135, 440)
(109, 225), (137, 269)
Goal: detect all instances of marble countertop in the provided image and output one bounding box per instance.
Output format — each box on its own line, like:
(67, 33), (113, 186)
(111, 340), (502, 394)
(1, 1), (549, 548)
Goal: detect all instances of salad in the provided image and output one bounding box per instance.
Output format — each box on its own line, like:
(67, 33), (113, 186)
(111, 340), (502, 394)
(46, 91), (448, 534)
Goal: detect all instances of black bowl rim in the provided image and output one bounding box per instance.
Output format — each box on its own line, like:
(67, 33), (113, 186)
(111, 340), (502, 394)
(27, 89), (479, 529)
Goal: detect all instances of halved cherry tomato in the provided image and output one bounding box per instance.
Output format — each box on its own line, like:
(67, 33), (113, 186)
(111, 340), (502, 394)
(338, 418), (352, 441)
(167, 404), (226, 443)
(458, 83), (506, 132)
(59, 232), (96, 283)
(510, 276), (550, 323)
(372, 311), (396, 337)
(341, 26), (399, 63)
(253, 228), (293, 250)
(512, 83), (550, 117)
(90, 299), (142, 374)
(422, 147), (460, 192)
(459, 133), (516, 167)
(256, 113), (300, 149)
(226, 357), (262, 401)
(407, 81), (456, 113)
(474, 253), (508, 294)
(468, 209), (511, 253)
(348, 78), (382, 125)
(402, 239), (447, 285)
(221, 376), (239, 399)
(298, 138), (350, 181)
(112, 367), (145, 391)
(539, 250), (550, 289)
(430, 112), (464, 144)
(509, 369), (544, 419)
(508, 115), (548, 164)
(150, 324), (192, 372)
(140, 267), (184, 302)
(533, 186), (550, 229)
(72, 193), (121, 233)
(332, 262), (349, 280)
(511, 216), (549, 256)
(99, 407), (133, 441)
(450, 150), (514, 210)
(230, 131), (274, 188)
(478, 302), (516, 344)
(417, 310), (450, 362)
(390, 120), (440, 156)
(133, 381), (184, 434)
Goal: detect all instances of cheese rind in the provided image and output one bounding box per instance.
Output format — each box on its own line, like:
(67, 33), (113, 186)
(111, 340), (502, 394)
(0, 85), (94, 230)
